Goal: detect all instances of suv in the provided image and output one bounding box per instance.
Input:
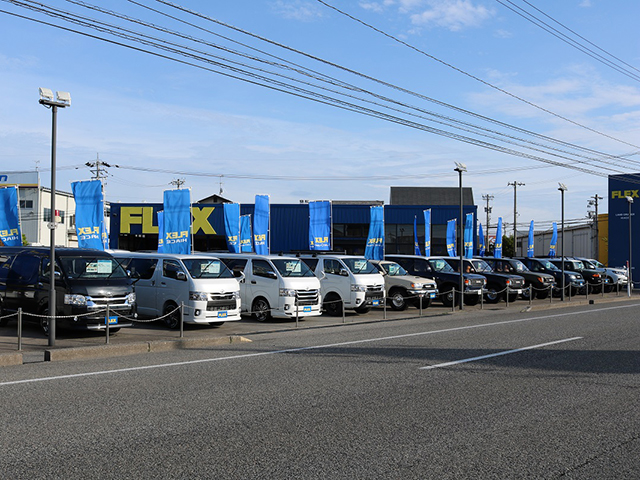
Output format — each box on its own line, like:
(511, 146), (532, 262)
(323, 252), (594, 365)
(574, 257), (627, 293)
(0, 247), (136, 335)
(547, 257), (609, 294)
(515, 257), (585, 296)
(481, 257), (555, 300)
(369, 260), (438, 310)
(446, 257), (525, 303)
(385, 255), (486, 307)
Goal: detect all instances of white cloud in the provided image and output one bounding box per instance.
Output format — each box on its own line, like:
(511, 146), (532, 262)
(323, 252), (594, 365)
(271, 0), (324, 21)
(579, 0), (592, 7)
(409, 1), (495, 31)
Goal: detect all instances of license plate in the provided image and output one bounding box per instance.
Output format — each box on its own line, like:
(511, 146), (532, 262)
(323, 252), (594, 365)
(217, 311), (228, 318)
(429, 293), (436, 299)
(303, 306), (311, 312)
(372, 299), (380, 306)
(105, 316), (119, 325)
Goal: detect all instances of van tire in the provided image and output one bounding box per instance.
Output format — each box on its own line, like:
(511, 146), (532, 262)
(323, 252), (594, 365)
(354, 305), (371, 314)
(485, 284), (502, 303)
(389, 288), (408, 311)
(252, 298), (271, 322)
(323, 293), (343, 317)
(464, 295), (480, 306)
(40, 307), (51, 337)
(163, 303), (180, 329)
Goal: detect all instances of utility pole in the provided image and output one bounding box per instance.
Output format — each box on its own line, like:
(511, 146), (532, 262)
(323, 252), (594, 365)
(86, 153), (111, 182)
(482, 194), (493, 253)
(588, 194), (603, 261)
(508, 182), (525, 255)
(170, 178), (186, 189)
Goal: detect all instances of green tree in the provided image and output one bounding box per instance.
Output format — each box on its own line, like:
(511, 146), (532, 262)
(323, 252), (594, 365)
(503, 235), (515, 257)
(22, 234), (29, 246)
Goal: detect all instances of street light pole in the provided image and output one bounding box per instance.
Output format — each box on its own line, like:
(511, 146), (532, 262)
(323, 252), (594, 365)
(508, 182), (524, 255)
(558, 183), (567, 301)
(39, 88), (71, 347)
(627, 196), (633, 297)
(455, 162), (467, 311)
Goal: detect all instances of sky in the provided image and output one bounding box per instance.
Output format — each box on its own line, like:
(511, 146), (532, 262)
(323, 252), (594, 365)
(1, 0), (639, 234)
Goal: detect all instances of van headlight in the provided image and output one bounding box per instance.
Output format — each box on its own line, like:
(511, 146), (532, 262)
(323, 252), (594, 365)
(351, 285), (367, 292)
(410, 283), (423, 289)
(189, 291), (209, 301)
(126, 292), (136, 305)
(279, 288), (296, 297)
(232, 291), (240, 299)
(64, 294), (86, 306)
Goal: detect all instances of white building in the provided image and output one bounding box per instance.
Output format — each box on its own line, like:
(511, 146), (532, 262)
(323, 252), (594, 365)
(1, 170), (109, 247)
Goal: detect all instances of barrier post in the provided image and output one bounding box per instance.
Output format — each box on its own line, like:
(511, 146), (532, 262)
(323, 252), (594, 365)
(105, 304), (110, 344)
(602, 278), (605, 297)
(568, 283), (572, 301)
(585, 282), (589, 302)
(179, 302), (184, 338)
(549, 285), (553, 305)
(383, 295), (387, 320)
(506, 286), (509, 308)
(295, 294), (299, 328)
(529, 285), (532, 307)
(18, 308), (22, 351)
(342, 299), (346, 324)
(419, 294), (423, 317)
(451, 290), (455, 313)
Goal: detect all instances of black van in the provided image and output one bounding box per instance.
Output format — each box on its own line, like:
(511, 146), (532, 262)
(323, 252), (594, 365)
(0, 247), (136, 335)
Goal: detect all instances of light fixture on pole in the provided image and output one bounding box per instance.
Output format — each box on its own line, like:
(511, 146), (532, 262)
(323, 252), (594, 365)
(508, 181), (525, 255)
(454, 162), (467, 311)
(626, 196), (633, 297)
(39, 87), (71, 347)
(558, 183), (567, 301)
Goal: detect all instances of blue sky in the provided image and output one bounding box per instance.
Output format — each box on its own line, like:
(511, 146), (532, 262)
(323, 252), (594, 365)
(1, 0), (639, 233)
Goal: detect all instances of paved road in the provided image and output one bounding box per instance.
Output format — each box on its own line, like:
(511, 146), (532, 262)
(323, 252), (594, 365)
(1, 299), (639, 478)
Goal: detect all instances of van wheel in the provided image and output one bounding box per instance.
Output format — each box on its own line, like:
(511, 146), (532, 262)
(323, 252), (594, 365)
(323, 294), (343, 317)
(252, 298), (271, 322)
(536, 289), (549, 300)
(413, 296), (432, 309)
(389, 288), (408, 311)
(485, 284), (502, 303)
(40, 316), (50, 337)
(441, 286), (456, 307)
(355, 305), (371, 314)
(163, 304), (180, 329)
(464, 295), (479, 306)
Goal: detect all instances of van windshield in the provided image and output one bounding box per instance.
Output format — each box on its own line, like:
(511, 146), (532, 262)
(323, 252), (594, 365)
(59, 256), (128, 279)
(343, 258), (378, 275)
(271, 259), (315, 277)
(428, 259), (454, 272)
(183, 259), (234, 279)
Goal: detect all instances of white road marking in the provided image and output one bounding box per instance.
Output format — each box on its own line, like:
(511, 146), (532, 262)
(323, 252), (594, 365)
(1, 303), (636, 387)
(420, 337), (583, 370)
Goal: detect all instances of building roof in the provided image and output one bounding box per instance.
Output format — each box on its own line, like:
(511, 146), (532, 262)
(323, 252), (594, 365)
(390, 186), (474, 206)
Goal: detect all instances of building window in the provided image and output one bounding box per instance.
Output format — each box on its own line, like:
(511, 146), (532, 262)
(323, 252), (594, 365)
(44, 208), (65, 223)
(19, 200), (33, 209)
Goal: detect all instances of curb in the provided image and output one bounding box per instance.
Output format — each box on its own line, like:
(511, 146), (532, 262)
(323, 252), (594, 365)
(0, 352), (23, 366)
(43, 335), (252, 362)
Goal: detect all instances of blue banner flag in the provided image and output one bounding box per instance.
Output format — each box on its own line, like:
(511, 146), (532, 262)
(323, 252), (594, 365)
(71, 180), (105, 250)
(309, 201), (331, 250)
(495, 217), (503, 258)
(549, 222), (558, 257)
(163, 189), (191, 254)
(0, 186), (22, 246)
(446, 219), (456, 256)
(157, 211), (164, 252)
(254, 195), (270, 255)
(240, 215), (253, 252)
(413, 215), (421, 255)
(364, 206), (384, 260)
(464, 213), (474, 258)
(528, 220), (535, 257)
(223, 203), (241, 253)
(424, 209), (431, 256)
(478, 223), (485, 257)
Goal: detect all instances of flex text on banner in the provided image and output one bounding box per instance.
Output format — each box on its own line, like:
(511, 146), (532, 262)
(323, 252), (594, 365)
(163, 189), (191, 254)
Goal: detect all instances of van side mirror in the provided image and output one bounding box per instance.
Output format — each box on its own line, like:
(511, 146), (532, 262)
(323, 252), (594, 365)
(319, 271), (326, 280)
(237, 271), (246, 282)
(176, 271), (187, 281)
(339, 268), (349, 277)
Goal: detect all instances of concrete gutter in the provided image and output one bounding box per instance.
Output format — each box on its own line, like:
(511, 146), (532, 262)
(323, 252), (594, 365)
(44, 335), (252, 362)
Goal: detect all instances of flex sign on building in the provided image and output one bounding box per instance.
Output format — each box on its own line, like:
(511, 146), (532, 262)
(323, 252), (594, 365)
(608, 173), (640, 269)
(110, 204), (224, 247)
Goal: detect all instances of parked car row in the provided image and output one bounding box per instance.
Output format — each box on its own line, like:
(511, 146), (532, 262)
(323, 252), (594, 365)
(0, 247), (627, 336)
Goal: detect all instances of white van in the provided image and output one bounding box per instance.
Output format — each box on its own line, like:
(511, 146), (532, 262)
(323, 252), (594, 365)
(112, 252), (241, 329)
(298, 254), (385, 316)
(214, 253), (322, 322)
